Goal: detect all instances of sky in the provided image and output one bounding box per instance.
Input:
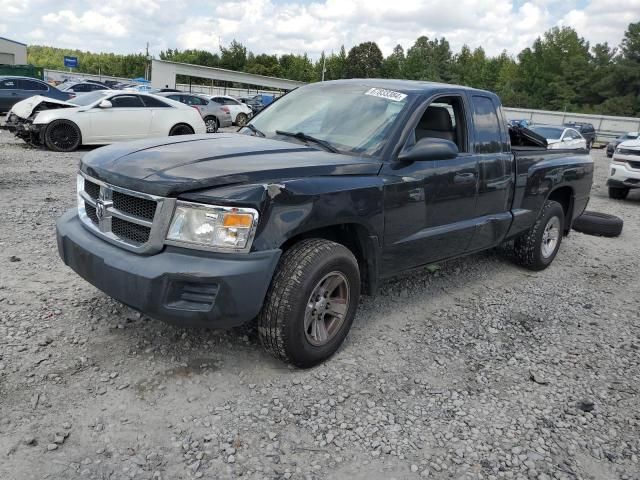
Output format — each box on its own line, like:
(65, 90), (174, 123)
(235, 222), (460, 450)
(2, 0), (639, 59)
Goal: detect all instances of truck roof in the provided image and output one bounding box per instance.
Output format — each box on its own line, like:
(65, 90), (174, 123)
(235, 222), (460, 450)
(323, 78), (497, 97)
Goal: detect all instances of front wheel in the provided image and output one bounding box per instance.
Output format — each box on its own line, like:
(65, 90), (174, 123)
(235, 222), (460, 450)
(258, 239), (360, 368)
(169, 124), (195, 136)
(513, 200), (565, 271)
(44, 120), (81, 152)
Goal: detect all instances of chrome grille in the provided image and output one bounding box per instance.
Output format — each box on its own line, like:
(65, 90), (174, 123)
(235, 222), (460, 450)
(628, 160), (640, 170)
(85, 180), (100, 200)
(77, 173), (176, 254)
(618, 148), (640, 156)
(113, 191), (156, 221)
(112, 217), (151, 244)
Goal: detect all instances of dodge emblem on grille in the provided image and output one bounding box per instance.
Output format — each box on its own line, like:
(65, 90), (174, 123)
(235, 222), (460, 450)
(96, 199), (106, 220)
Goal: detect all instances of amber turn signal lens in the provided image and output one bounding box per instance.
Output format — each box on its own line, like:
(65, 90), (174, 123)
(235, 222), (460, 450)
(222, 213), (253, 228)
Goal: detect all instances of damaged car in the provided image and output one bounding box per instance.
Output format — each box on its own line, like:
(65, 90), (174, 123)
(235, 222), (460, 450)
(1, 90), (206, 152)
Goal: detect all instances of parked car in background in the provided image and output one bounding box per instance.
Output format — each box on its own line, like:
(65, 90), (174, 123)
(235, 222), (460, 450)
(239, 96), (264, 114)
(608, 138), (640, 199)
(157, 92), (232, 133)
(564, 122), (596, 149)
(1, 90), (205, 151)
(0, 76), (72, 113)
(606, 131), (639, 157)
(59, 81), (112, 94)
(509, 119), (530, 128)
(528, 125), (587, 150)
(209, 95), (253, 126)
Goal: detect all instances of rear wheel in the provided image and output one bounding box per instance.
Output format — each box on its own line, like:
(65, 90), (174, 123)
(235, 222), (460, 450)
(608, 187), (629, 200)
(204, 116), (218, 133)
(514, 200), (564, 271)
(44, 120), (81, 152)
(169, 124), (195, 136)
(258, 239), (360, 368)
(235, 113), (248, 127)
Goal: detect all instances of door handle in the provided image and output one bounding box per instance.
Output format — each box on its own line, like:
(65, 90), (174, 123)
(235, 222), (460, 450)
(454, 173), (476, 184)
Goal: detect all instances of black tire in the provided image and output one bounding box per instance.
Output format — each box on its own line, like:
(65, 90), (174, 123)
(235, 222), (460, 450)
(169, 124), (195, 136)
(258, 239), (361, 368)
(608, 187), (629, 200)
(236, 113), (248, 127)
(203, 116), (218, 133)
(514, 200), (565, 271)
(44, 120), (81, 152)
(572, 211), (623, 237)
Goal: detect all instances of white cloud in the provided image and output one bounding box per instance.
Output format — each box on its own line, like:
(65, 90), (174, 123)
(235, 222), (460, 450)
(2, 0), (637, 59)
(560, 0), (640, 48)
(42, 10), (128, 38)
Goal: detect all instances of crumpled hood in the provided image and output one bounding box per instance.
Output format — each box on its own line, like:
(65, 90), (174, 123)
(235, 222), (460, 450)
(10, 95), (75, 119)
(80, 133), (382, 197)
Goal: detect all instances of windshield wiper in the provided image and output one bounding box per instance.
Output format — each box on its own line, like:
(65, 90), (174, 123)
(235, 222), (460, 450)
(275, 130), (339, 153)
(244, 123), (265, 137)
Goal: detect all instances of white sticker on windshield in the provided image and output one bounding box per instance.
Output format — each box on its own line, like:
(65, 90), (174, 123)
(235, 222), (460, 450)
(365, 87), (407, 102)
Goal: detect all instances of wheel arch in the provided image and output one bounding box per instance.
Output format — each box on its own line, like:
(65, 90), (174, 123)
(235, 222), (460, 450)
(168, 122), (195, 135)
(546, 185), (574, 233)
(279, 223), (380, 296)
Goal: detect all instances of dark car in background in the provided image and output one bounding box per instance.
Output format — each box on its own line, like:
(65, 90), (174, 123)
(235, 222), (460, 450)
(564, 122), (596, 149)
(606, 131), (639, 157)
(0, 76), (72, 113)
(58, 81), (112, 94)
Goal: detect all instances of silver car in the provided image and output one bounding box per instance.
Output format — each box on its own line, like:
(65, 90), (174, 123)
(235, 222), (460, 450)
(156, 92), (233, 133)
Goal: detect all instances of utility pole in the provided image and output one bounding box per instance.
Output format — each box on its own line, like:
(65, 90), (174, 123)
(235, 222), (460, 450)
(321, 52), (326, 81)
(145, 42), (150, 81)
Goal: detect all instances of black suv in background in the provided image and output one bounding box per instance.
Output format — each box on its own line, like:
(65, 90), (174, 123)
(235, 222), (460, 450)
(564, 122), (596, 149)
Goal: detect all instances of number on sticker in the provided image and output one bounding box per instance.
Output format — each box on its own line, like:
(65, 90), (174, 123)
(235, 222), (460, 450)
(365, 88), (407, 102)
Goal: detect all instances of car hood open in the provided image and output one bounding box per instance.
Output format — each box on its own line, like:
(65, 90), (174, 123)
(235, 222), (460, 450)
(10, 95), (75, 119)
(80, 133), (382, 197)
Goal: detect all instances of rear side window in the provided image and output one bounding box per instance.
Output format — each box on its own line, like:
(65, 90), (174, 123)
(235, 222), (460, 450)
(0, 79), (17, 89)
(472, 96), (502, 154)
(142, 96), (170, 108)
(19, 79), (48, 91)
(185, 95), (207, 106)
(111, 95), (144, 108)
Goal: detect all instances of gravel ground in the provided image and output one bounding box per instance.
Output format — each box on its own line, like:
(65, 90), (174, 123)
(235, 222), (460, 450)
(1, 128), (639, 480)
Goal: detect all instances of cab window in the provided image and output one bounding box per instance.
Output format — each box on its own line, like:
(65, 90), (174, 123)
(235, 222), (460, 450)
(413, 96), (468, 153)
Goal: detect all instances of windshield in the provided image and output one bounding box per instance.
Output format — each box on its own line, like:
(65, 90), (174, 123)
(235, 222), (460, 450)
(68, 91), (109, 106)
(530, 126), (564, 140)
(246, 83), (411, 156)
(621, 133), (639, 140)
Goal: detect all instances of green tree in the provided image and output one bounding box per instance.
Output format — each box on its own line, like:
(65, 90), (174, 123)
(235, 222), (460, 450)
(381, 44), (405, 78)
(219, 40), (247, 71)
(345, 42), (383, 78)
(404, 36), (453, 82)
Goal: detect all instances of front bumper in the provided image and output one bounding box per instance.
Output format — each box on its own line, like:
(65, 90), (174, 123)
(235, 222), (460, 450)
(608, 161), (640, 189)
(56, 209), (281, 328)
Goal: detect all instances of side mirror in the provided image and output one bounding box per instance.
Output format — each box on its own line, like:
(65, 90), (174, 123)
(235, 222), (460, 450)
(98, 100), (112, 108)
(398, 137), (459, 162)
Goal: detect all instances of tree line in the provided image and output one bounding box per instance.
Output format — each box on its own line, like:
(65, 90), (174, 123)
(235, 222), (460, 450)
(27, 21), (640, 117)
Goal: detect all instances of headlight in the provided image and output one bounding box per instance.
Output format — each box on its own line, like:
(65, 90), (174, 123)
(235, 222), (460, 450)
(166, 201), (259, 252)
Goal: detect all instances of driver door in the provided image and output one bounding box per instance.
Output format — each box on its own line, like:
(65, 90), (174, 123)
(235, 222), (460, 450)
(380, 95), (479, 275)
(87, 94), (152, 143)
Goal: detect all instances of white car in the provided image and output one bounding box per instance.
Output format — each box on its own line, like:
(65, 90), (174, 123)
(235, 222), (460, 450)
(209, 95), (253, 126)
(4, 90), (206, 152)
(608, 139), (640, 199)
(528, 125), (587, 150)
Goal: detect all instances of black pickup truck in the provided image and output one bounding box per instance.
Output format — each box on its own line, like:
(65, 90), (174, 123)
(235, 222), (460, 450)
(56, 80), (593, 367)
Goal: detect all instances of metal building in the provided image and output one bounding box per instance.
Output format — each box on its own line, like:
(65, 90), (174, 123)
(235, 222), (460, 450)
(0, 37), (27, 65)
